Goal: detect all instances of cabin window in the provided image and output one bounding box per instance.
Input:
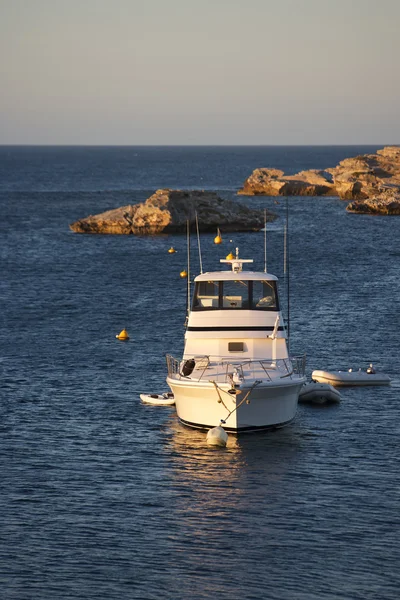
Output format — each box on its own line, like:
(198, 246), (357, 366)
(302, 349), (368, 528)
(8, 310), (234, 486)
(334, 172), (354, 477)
(222, 280), (249, 308)
(192, 280), (279, 310)
(252, 280), (278, 310)
(192, 281), (220, 309)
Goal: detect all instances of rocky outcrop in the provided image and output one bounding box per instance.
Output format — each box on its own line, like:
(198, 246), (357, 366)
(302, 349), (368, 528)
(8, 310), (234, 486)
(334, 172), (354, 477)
(239, 146), (400, 200)
(346, 188), (400, 215)
(239, 169), (335, 196)
(328, 146), (400, 199)
(69, 189), (275, 235)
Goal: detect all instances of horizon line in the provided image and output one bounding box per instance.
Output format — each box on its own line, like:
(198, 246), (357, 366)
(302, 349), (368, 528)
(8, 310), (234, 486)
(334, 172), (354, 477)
(0, 143), (395, 148)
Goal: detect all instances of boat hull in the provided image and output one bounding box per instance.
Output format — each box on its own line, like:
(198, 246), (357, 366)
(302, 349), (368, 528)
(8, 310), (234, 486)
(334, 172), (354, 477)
(312, 370), (391, 387)
(166, 377), (305, 432)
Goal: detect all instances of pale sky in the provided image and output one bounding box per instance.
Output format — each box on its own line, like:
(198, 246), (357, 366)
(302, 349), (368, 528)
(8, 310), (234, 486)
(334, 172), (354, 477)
(0, 0), (399, 145)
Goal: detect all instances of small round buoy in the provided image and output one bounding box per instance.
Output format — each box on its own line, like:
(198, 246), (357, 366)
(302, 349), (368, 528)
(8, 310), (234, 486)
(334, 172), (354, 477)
(168, 247), (176, 253)
(116, 328), (129, 341)
(206, 425), (228, 447)
(226, 252), (234, 260)
(180, 270), (188, 278)
(214, 228), (222, 245)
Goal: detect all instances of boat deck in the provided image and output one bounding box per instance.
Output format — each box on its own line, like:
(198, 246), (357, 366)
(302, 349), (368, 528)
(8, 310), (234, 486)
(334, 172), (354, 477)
(166, 354), (306, 386)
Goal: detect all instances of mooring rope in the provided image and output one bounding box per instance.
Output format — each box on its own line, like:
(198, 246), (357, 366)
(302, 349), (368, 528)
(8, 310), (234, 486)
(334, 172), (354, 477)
(210, 379), (262, 423)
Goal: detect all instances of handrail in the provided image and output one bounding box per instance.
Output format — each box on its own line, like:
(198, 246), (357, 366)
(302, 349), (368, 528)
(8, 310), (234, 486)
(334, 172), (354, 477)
(166, 354), (181, 377)
(166, 353), (306, 381)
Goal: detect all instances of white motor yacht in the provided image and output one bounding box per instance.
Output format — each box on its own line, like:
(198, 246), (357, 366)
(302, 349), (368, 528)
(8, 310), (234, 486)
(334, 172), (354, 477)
(166, 250), (306, 432)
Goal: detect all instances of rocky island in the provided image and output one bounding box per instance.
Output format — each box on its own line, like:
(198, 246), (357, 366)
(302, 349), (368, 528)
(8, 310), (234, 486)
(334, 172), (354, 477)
(69, 189), (274, 235)
(239, 146), (400, 214)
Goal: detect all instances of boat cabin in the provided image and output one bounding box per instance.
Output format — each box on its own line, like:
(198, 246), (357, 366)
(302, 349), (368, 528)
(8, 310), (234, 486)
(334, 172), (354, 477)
(184, 261), (288, 362)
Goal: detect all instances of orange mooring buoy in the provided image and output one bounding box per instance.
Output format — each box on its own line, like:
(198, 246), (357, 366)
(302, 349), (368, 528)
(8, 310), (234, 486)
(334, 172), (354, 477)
(214, 228), (222, 245)
(168, 247), (176, 253)
(180, 270), (188, 278)
(226, 252), (234, 260)
(116, 328), (130, 341)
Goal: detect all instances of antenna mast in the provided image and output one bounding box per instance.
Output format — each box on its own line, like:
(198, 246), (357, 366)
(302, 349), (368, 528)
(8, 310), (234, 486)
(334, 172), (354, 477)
(264, 208), (267, 273)
(195, 212), (203, 274)
(187, 219), (191, 318)
(284, 197), (290, 349)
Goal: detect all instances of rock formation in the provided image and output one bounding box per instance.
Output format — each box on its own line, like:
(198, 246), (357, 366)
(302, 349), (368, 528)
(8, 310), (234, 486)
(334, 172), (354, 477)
(69, 189), (274, 235)
(346, 188), (400, 215)
(239, 168), (335, 196)
(239, 146), (400, 201)
(328, 146), (400, 200)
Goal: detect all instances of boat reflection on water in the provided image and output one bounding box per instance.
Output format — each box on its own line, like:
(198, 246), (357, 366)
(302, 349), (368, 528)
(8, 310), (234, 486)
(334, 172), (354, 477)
(164, 414), (312, 490)
(160, 414), (317, 571)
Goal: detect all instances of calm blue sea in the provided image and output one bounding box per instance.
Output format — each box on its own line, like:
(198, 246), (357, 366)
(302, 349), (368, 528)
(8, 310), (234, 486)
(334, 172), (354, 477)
(1, 146), (399, 600)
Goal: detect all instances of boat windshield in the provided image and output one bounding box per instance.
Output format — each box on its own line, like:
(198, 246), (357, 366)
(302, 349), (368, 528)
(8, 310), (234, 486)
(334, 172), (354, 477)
(192, 280), (279, 310)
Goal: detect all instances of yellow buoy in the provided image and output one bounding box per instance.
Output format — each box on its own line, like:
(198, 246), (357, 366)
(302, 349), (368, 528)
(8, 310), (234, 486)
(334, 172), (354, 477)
(168, 247), (176, 253)
(214, 228), (222, 245)
(226, 252), (234, 260)
(180, 270), (188, 278)
(116, 328), (129, 341)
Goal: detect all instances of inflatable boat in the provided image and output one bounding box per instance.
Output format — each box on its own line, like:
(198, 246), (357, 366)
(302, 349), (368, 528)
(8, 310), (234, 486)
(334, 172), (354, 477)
(140, 392), (175, 406)
(299, 382), (341, 404)
(311, 369), (391, 387)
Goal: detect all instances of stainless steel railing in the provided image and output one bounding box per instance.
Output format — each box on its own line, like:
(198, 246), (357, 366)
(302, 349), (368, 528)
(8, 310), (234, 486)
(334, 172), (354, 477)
(166, 354), (181, 376)
(166, 353), (306, 382)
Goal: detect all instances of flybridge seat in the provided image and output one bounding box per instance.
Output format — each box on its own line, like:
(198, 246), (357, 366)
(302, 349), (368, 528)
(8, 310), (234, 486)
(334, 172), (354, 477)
(197, 298), (218, 308)
(223, 296), (243, 308)
(196, 297), (250, 308)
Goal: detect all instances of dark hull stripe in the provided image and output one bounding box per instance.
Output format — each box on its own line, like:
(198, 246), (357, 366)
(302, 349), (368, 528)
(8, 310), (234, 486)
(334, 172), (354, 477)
(178, 416), (294, 433)
(187, 326), (285, 332)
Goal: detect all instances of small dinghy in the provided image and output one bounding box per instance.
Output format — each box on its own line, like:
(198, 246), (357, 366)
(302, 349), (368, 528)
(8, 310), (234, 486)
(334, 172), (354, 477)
(299, 382), (341, 404)
(140, 392), (175, 406)
(311, 366), (391, 387)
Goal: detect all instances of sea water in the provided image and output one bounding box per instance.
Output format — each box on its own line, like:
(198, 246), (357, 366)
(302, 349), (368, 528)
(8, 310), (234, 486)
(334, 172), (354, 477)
(1, 146), (399, 599)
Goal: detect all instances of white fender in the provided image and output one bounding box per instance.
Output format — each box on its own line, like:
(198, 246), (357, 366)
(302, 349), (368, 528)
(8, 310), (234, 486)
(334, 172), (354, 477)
(206, 425), (228, 447)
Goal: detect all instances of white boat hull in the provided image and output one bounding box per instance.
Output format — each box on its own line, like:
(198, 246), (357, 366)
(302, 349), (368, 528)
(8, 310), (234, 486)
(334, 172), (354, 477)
(167, 377), (304, 431)
(312, 370), (391, 387)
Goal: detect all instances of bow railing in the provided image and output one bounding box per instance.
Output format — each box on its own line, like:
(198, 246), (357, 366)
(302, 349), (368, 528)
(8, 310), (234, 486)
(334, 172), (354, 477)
(166, 353), (306, 383)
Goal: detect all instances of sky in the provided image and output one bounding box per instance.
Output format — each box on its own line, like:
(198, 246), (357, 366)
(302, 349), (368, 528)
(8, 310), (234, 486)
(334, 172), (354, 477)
(0, 0), (399, 145)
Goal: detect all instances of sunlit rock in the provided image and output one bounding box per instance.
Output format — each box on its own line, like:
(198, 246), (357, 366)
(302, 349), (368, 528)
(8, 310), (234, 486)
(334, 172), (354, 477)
(69, 189), (275, 235)
(239, 146), (400, 200)
(347, 188), (400, 215)
(239, 168), (335, 196)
